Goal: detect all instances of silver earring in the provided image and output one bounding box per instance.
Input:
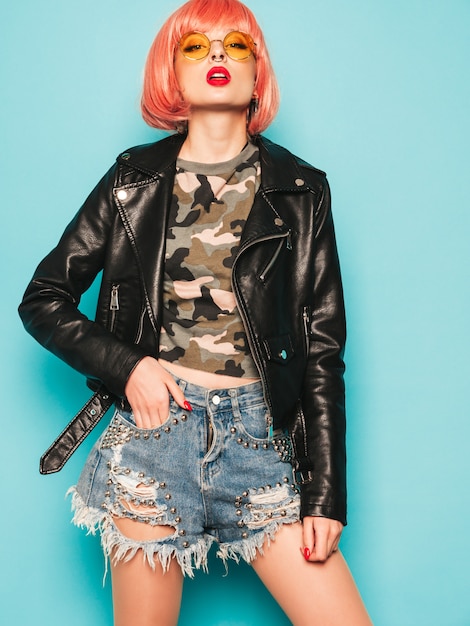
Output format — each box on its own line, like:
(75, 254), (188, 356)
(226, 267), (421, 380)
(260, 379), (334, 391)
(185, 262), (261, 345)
(249, 96), (259, 117)
(175, 120), (188, 134)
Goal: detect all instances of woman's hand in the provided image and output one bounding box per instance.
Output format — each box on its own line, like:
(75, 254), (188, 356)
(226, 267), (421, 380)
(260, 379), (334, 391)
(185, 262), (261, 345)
(301, 516), (344, 562)
(124, 357), (191, 429)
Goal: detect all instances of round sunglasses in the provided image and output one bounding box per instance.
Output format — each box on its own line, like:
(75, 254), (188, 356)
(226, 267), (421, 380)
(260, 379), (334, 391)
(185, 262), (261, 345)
(178, 31), (256, 61)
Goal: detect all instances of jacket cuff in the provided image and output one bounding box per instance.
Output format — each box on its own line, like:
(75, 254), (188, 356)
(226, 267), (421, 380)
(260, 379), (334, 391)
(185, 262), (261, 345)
(300, 501), (347, 526)
(299, 488), (347, 526)
(102, 348), (150, 397)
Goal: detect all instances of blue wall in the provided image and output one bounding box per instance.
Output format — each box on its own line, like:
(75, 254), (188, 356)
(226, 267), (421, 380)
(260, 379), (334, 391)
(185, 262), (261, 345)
(2, 1), (469, 624)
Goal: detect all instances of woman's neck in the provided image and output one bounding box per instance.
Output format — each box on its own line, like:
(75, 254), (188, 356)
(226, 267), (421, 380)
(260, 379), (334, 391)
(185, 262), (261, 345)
(178, 110), (249, 163)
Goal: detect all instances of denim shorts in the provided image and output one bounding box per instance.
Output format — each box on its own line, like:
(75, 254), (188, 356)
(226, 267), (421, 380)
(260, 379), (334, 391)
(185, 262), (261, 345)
(69, 377), (300, 577)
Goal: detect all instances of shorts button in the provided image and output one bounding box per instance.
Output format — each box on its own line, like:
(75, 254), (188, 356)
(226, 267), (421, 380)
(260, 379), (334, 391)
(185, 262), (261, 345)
(212, 395), (221, 406)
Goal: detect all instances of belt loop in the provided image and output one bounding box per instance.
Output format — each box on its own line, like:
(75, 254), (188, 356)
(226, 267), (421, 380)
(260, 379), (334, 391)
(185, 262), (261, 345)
(177, 377), (188, 394)
(229, 388), (239, 422)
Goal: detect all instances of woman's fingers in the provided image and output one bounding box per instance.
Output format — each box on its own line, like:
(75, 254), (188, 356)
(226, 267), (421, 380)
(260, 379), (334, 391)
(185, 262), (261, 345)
(301, 516), (344, 562)
(300, 516), (315, 561)
(124, 357), (191, 428)
(165, 374), (192, 412)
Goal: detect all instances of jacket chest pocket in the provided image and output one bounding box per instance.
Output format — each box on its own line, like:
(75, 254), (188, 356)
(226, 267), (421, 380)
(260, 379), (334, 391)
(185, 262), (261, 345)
(257, 231), (292, 284)
(263, 334), (295, 364)
(106, 282), (146, 344)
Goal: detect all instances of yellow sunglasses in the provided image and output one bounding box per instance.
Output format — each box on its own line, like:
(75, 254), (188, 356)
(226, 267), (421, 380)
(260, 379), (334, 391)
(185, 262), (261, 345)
(178, 31), (256, 61)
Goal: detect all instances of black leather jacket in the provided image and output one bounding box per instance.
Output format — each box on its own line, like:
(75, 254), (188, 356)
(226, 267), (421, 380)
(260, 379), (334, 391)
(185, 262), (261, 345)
(19, 133), (347, 525)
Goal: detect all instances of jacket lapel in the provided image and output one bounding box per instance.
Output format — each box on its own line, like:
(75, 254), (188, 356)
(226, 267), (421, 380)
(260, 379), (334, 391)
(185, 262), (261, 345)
(238, 136), (308, 249)
(113, 134), (184, 331)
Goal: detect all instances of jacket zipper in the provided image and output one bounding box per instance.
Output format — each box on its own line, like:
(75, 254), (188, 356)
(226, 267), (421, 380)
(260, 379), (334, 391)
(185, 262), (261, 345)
(232, 231), (291, 418)
(110, 286), (146, 344)
(302, 305), (311, 357)
(134, 306), (145, 344)
(232, 272), (269, 412)
(258, 230), (292, 283)
(109, 284), (120, 333)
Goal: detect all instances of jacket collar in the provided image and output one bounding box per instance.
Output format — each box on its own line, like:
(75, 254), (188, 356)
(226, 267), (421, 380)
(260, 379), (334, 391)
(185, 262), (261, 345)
(256, 136), (309, 193)
(117, 133), (308, 193)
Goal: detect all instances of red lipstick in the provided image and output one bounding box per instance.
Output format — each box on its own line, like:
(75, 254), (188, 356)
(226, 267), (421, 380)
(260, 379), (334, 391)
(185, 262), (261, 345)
(206, 66), (231, 86)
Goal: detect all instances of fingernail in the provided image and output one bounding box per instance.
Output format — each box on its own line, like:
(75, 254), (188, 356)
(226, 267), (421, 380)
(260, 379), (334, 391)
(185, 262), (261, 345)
(303, 547), (311, 560)
(184, 401), (193, 411)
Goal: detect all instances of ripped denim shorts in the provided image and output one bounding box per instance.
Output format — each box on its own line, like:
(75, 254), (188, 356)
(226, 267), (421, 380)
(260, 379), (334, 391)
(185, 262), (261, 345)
(68, 377), (300, 577)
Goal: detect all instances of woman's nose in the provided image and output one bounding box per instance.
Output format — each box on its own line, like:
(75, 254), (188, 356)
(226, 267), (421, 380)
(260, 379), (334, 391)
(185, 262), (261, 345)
(210, 40), (226, 61)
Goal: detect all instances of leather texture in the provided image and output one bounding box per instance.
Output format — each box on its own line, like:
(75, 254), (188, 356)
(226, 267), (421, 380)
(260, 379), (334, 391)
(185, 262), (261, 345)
(19, 134), (347, 524)
(39, 386), (114, 474)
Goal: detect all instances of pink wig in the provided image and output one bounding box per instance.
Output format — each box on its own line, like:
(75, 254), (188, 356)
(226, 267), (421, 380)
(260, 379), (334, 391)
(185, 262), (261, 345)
(141, 0), (280, 135)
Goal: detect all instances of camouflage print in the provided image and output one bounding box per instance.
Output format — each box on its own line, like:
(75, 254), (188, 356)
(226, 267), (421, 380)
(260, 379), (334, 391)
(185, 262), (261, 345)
(159, 142), (260, 378)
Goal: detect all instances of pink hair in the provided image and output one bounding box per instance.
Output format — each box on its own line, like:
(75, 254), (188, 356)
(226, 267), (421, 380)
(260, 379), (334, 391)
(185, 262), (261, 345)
(141, 0), (280, 135)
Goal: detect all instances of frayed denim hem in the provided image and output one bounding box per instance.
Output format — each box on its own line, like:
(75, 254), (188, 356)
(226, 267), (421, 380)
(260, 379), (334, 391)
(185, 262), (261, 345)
(67, 487), (212, 579)
(216, 518), (297, 568)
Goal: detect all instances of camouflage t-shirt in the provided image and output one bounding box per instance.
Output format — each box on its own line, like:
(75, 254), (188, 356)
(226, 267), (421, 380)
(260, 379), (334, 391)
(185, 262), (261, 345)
(158, 142), (260, 378)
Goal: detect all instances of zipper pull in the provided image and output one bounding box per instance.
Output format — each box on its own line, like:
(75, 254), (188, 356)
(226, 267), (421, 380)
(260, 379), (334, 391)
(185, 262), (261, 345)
(110, 285), (120, 311)
(286, 230), (292, 250)
(267, 414), (274, 439)
(302, 306), (310, 337)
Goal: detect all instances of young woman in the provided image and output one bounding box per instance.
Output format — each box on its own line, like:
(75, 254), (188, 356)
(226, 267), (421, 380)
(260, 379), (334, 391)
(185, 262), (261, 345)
(19, 0), (372, 624)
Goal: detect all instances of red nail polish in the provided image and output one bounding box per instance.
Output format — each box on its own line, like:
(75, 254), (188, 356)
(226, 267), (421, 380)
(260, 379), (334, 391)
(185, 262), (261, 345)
(184, 401), (192, 411)
(303, 547), (311, 560)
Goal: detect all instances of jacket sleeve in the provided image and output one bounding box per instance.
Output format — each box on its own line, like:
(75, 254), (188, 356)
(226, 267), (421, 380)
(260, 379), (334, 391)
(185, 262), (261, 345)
(18, 164), (149, 397)
(293, 177), (347, 525)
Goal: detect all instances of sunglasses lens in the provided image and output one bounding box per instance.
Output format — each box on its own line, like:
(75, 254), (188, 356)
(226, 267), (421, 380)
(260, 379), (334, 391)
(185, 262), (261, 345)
(224, 31), (254, 60)
(179, 32), (211, 60)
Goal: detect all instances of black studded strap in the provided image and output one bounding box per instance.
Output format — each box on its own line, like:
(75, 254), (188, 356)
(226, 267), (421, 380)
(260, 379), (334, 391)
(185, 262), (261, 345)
(39, 386), (115, 475)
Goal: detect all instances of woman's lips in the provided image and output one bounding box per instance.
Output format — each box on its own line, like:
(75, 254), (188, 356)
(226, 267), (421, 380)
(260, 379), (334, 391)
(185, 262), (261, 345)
(206, 66), (231, 86)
